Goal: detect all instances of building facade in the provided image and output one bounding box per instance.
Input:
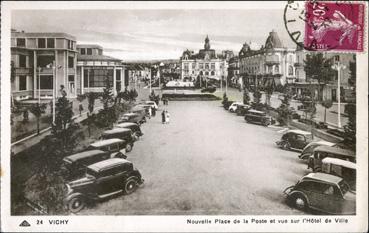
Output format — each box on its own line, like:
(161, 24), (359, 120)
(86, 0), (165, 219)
(11, 30), (78, 100)
(180, 36), (228, 82)
(76, 45), (126, 95)
(239, 30), (296, 91)
(228, 56), (241, 88)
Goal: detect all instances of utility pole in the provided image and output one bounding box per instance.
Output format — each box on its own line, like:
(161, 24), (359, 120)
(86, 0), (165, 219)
(332, 60), (346, 128)
(37, 66), (41, 104)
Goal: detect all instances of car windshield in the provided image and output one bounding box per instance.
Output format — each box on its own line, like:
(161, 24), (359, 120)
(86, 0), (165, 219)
(305, 134), (313, 140)
(338, 180), (350, 194)
(86, 168), (98, 178)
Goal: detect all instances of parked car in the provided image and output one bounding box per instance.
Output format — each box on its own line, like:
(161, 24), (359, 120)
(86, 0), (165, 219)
(86, 139), (127, 159)
(100, 128), (134, 152)
(145, 100), (158, 110)
(308, 145), (355, 172)
(322, 157), (356, 191)
(136, 104), (152, 117)
(326, 128), (345, 138)
(228, 102), (243, 112)
(244, 109), (272, 126)
(276, 130), (313, 151)
(118, 113), (146, 125)
(283, 172), (355, 214)
(299, 141), (335, 160)
(236, 104), (251, 116)
(62, 150), (110, 180)
(114, 122), (143, 140)
(201, 86), (216, 93)
(223, 100), (234, 110)
(64, 158), (144, 213)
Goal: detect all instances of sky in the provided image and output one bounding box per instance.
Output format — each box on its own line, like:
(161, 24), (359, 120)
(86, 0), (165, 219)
(11, 4), (298, 61)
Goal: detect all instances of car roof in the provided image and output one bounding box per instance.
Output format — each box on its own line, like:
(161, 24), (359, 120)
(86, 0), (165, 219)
(232, 102), (243, 105)
(123, 112), (140, 116)
(307, 141), (335, 147)
(145, 101), (156, 104)
(314, 145), (355, 157)
(103, 128), (132, 134)
(303, 172), (343, 184)
(64, 150), (106, 162)
(115, 122), (137, 128)
(287, 130), (311, 135)
(90, 138), (124, 147)
(322, 157), (356, 169)
(88, 158), (132, 172)
(247, 109), (265, 114)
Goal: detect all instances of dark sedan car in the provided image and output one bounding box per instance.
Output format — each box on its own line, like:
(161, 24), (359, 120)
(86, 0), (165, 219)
(276, 130), (313, 151)
(244, 109), (272, 126)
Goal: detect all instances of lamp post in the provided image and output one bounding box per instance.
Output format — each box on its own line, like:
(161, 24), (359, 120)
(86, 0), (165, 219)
(332, 61), (346, 128)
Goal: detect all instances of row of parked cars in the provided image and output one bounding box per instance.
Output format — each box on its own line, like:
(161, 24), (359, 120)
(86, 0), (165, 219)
(275, 129), (356, 214)
(224, 102), (356, 214)
(62, 101), (158, 213)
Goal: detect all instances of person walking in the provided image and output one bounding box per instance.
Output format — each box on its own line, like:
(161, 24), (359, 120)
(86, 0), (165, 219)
(166, 110), (170, 124)
(161, 110), (166, 124)
(152, 106), (156, 117)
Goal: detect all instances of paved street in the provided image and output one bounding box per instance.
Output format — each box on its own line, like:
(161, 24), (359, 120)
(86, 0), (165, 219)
(79, 100), (310, 215)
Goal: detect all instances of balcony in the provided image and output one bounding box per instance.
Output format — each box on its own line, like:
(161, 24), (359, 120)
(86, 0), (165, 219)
(265, 55), (279, 65)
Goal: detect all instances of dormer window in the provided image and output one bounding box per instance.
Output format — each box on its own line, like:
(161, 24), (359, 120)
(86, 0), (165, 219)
(81, 48), (86, 55)
(87, 48), (92, 55)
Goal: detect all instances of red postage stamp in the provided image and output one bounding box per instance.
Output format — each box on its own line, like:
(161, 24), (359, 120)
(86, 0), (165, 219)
(304, 1), (365, 52)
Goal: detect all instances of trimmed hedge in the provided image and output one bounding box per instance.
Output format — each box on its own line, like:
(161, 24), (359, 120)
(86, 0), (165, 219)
(162, 93), (221, 101)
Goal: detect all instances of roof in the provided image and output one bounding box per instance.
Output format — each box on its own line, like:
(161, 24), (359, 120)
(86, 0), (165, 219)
(303, 172), (343, 184)
(123, 112), (140, 116)
(115, 122), (137, 128)
(11, 31), (76, 40)
(77, 54), (121, 62)
(314, 145), (355, 157)
(64, 150), (106, 162)
(90, 138), (124, 147)
(322, 157), (356, 170)
(103, 128), (132, 134)
(88, 158), (131, 172)
(265, 30), (284, 49)
(307, 141), (335, 147)
(77, 44), (103, 49)
(287, 130), (312, 135)
(247, 109), (266, 114)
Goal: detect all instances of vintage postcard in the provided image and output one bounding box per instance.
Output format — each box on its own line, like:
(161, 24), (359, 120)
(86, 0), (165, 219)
(1, 1), (368, 232)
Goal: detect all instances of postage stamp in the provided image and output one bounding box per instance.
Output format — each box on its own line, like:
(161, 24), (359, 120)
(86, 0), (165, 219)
(304, 1), (366, 52)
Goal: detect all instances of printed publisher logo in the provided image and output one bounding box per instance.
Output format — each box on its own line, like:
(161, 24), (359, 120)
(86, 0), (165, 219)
(19, 220), (31, 227)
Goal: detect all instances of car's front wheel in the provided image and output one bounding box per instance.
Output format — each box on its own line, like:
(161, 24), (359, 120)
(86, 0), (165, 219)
(67, 194), (86, 213)
(292, 194), (308, 211)
(125, 143), (133, 152)
(124, 177), (138, 195)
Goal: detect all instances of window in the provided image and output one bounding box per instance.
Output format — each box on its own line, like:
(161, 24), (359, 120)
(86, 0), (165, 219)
(68, 75), (75, 82)
(184, 63), (189, 70)
(98, 49), (102, 55)
(16, 38), (26, 47)
(205, 71), (209, 75)
(40, 75), (53, 89)
(205, 63), (209, 69)
(37, 55), (54, 67)
(109, 144), (119, 151)
(116, 70), (122, 92)
(211, 71), (215, 76)
(87, 48), (92, 55)
(68, 40), (74, 50)
(19, 75), (27, 91)
(47, 38), (55, 48)
(83, 68), (114, 88)
(68, 56), (74, 68)
(295, 134), (306, 142)
(80, 48), (86, 55)
(211, 63), (215, 69)
(274, 65), (279, 73)
(192, 63), (195, 69)
(38, 38), (46, 48)
(19, 55), (27, 68)
(199, 63), (204, 69)
(288, 66), (294, 76)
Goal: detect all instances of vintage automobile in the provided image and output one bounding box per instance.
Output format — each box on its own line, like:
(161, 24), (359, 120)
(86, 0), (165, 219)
(64, 158), (144, 213)
(201, 86), (216, 93)
(114, 122), (143, 140)
(308, 145), (355, 172)
(118, 112), (146, 125)
(86, 139), (127, 159)
(322, 157), (356, 191)
(62, 150), (110, 180)
(283, 172), (355, 214)
(236, 104), (251, 116)
(228, 102), (243, 112)
(276, 130), (313, 151)
(244, 109), (272, 126)
(299, 141), (335, 160)
(145, 100), (158, 110)
(223, 100), (234, 110)
(100, 128), (134, 152)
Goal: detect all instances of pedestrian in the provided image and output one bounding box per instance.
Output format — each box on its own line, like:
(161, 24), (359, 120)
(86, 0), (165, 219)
(162, 97), (166, 105)
(161, 110), (166, 124)
(166, 97), (169, 106)
(166, 110), (170, 124)
(152, 107), (156, 117)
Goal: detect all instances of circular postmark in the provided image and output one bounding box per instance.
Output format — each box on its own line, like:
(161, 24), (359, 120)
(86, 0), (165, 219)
(284, 1), (362, 52)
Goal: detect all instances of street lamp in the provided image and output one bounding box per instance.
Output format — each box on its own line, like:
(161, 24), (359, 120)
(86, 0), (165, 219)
(332, 60), (346, 128)
(37, 66), (42, 104)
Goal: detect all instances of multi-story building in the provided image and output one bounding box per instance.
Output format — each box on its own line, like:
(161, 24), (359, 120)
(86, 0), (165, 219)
(228, 56), (240, 88)
(180, 36), (228, 82)
(76, 45), (126, 95)
(293, 46), (355, 101)
(239, 30), (296, 90)
(11, 30), (78, 100)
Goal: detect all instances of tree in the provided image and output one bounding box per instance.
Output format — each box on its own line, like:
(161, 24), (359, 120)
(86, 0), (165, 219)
(100, 77), (114, 110)
(84, 92), (98, 137)
(264, 81), (275, 108)
(252, 87), (263, 110)
(29, 103), (47, 135)
(276, 85), (293, 126)
(320, 98), (333, 124)
(304, 53), (336, 100)
(343, 57), (356, 151)
(243, 88), (250, 105)
(222, 92), (228, 106)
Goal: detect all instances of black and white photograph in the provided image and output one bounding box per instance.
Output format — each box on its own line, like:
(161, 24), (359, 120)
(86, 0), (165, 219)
(1, 1), (368, 232)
